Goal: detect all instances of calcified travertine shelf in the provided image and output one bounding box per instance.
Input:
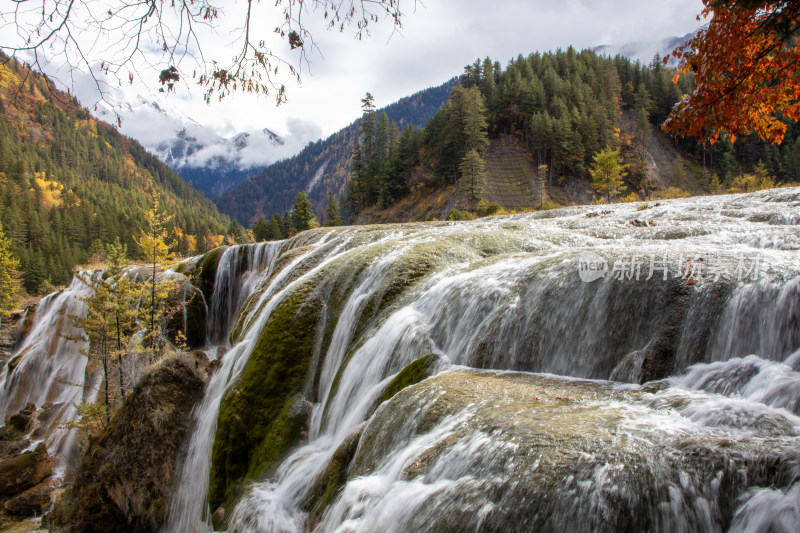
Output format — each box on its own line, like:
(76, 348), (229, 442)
(3, 188), (800, 532)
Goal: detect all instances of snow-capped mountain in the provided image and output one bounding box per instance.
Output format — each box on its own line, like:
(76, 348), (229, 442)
(151, 125), (287, 196)
(594, 33), (693, 66)
(92, 93), (319, 196)
(155, 126), (284, 171)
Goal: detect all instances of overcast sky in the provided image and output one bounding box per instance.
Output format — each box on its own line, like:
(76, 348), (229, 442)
(3, 0), (706, 160)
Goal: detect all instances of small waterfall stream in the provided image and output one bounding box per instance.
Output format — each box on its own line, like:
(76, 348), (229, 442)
(206, 243), (284, 345)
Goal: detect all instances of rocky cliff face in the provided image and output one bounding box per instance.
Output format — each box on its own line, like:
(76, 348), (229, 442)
(0, 403), (56, 529)
(52, 357), (205, 533)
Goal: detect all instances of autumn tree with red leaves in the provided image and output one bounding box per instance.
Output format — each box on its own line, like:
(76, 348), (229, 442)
(664, 1), (800, 144)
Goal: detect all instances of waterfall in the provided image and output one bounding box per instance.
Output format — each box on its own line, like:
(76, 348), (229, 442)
(219, 188), (800, 532)
(164, 231), (360, 532)
(5, 188), (799, 531)
(206, 243), (283, 345)
(0, 275), (95, 472)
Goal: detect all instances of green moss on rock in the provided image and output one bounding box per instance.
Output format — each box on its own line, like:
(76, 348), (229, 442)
(348, 370), (800, 532)
(3, 481), (51, 516)
(0, 443), (51, 498)
(209, 282), (323, 512)
(382, 354), (441, 403)
(302, 424), (364, 515)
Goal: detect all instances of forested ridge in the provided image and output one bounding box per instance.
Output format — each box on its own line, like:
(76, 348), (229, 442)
(214, 79), (459, 225)
(0, 56), (230, 294)
(226, 48), (800, 230)
(343, 48), (800, 221)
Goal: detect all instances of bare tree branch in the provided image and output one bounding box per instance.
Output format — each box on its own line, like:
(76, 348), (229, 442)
(0, 0), (417, 114)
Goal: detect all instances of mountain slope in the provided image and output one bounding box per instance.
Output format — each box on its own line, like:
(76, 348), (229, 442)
(214, 78), (460, 224)
(344, 47), (799, 225)
(92, 93), (322, 198)
(0, 55), (230, 293)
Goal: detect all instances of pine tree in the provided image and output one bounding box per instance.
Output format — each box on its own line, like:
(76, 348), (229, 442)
(268, 214), (284, 240)
(134, 183), (180, 362)
(360, 93), (378, 162)
(104, 240), (137, 401)
(281, 211), (291, 238)
(458, 149), (487, 205)
(252, 216), (270, 241)
(325, 192), (344, 226)
(291, 191), (318, 232)
(226, 219), (248, 244)
(69, 269), (116, 423)
(462, 86), (490, 155)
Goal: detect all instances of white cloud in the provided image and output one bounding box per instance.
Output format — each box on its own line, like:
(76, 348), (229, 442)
(1, 0), (705, 159)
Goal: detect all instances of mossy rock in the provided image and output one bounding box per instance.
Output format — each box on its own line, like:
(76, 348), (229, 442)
(193, 246), (227, 302)
(209, 281), (323, 513)
(173, 256), (200, 277)
(344, 370), (800, 532)
(0, 443), (51, 498)
(3, 481), (52, 516)
(166, 286), (207, 349)
(301, 424), (364, 515)
(5, 353), (24, 373)
(50, 357), (205, 533)
(225, 245), (324, 346)
(382, 353), (441, 403)
(322, 241), (459, 405)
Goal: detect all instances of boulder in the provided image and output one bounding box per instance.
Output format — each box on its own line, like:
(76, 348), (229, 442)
(331, 369), (800, 533)
(3, 481), (52, 516)
(0, 443), (52, 498)
(52, 356), (205, 533)
(5, 403), (36, 432)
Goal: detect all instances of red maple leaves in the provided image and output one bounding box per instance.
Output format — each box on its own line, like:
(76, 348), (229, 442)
(664, 1), (800, 144)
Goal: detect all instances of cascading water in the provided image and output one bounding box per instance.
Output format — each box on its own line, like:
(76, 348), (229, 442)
(6, 189), (800, 531)
(0, 275), (95, 472)
(164, 233), (368, 532)
(206, 243), (284, 345)
(213, 188), (800, 532)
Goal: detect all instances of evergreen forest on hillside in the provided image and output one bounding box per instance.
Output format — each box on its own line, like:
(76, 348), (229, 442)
(341, 48), (800, 221)
(221, 48), (800, 232)
(0, 57), (230, 294)
(214, 80), (459, 224)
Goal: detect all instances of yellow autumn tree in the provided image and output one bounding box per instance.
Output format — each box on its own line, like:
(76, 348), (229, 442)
(135, 183), (181, 363)
(590, 148), (628, 202)
(0, 222), (22, 338)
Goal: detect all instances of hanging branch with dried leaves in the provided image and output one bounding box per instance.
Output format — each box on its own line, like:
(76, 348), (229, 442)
(0, 0), (415, 108)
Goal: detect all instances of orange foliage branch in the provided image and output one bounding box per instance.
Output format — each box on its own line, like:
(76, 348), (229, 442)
(663, 1), (800, 144)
